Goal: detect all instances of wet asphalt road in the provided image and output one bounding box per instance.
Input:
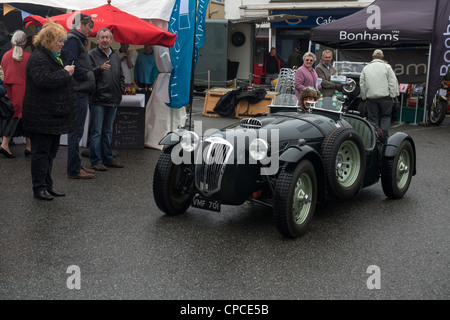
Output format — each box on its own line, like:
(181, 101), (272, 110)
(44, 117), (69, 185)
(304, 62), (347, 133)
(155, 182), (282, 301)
(0, 96), (449, 301)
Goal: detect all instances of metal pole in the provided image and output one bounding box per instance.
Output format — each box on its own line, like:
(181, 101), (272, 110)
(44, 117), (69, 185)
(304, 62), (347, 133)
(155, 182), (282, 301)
(413, 98), (419, 125)
(186, 0), (199, 131)
(398, 93), (404, 123)
(208, 70), (210, 90)
(423, 44), (433, 123)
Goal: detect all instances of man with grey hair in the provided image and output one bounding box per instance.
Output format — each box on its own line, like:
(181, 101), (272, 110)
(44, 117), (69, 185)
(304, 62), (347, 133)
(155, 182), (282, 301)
(88, 28), (125, 171)
(316, 50), (341, 97)
(360, 49), (399, 136)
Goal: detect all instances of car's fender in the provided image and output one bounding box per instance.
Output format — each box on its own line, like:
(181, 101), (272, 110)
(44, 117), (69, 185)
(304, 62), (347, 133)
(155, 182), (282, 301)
(279, 146), (326, 202)
(384, 132), (417, 175)
(159, 131), (182, 146)
(279, 145), (318, 163)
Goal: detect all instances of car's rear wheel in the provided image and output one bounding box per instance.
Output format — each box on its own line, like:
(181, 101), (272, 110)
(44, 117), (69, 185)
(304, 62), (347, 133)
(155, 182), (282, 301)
(274, 160), (317, 238)
(153, 152), (193, 215)
(381, 140), (414, 199)
(321, 128), (366, 199)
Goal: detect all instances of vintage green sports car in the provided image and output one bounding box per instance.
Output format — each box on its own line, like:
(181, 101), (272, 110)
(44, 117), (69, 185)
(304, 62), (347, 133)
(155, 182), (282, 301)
(153, 97), (416, 238)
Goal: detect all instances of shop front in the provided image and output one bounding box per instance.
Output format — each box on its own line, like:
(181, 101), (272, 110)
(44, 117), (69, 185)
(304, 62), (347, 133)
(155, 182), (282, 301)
(269, 8), (361, 62)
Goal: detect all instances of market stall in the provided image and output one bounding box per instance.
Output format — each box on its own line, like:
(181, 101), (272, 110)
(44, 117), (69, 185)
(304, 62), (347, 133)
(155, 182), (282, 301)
(310, 0), (450, 124)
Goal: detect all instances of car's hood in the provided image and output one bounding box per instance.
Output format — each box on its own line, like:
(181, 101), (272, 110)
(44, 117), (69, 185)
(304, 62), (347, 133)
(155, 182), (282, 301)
(215, 112), (344, 144)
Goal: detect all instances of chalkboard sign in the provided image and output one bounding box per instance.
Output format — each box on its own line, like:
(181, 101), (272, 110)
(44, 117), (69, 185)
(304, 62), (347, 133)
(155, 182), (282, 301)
(112, 107), (145, 149)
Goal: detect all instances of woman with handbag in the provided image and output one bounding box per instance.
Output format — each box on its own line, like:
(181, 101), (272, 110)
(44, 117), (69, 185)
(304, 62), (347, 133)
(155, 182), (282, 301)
(0, 30), (31, 158)
(22, 20), (75, 200)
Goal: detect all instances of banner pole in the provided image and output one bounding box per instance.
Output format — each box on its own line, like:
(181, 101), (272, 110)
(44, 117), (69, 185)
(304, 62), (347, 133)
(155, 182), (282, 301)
(423, 43), (433, 123)
(187, 0), (199, 131)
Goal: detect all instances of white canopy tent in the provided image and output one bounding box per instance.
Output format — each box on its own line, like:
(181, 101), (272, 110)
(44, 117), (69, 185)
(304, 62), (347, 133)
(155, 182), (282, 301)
(1, 0), (186, 150)
(0, 0), (175, 20)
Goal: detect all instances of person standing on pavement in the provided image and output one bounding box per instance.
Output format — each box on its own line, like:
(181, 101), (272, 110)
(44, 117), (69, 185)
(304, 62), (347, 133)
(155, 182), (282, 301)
(315, 50), (341, 97)
(263, 47), (283, 86)
(288, 44), (303, 69)
(0, 22), (11, 62)
(64, 13), (96, 179)
(88, 28), (125, 171)
(0, 30), (31, 158)
(119, 43), (135, 89)
(294, 52), (320, 100)
(360, 49), (399, 136)
(22, 20), (75, 200)
(134, 44), (157, 90)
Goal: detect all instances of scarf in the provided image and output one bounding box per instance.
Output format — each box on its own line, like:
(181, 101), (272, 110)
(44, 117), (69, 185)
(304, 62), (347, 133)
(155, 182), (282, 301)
(50, 51), (63, 66)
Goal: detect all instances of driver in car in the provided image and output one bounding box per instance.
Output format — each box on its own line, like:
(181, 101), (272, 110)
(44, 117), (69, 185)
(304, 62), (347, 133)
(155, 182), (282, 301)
(298, 87), (319, 111)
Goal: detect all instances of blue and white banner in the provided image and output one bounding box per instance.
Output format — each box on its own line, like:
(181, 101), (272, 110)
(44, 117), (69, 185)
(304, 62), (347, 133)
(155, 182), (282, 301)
(167, 0), (209, 108)
(194, 0), (209, 67)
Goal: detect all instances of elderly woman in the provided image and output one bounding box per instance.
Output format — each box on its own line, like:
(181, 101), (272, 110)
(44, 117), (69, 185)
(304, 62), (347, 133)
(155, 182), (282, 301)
(22, 20), (75, 200)
(294, 52), (320, 100)
(298, 87), (319, 112)
(0, 30), (31, 158)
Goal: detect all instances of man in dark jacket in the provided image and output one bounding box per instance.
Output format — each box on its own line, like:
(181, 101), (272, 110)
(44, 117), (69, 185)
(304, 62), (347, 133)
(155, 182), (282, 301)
(64, 13), (96, 179)
(0, 22), (11, 62)
(88, 28), (125, 171)
(263, 47), (282, 86)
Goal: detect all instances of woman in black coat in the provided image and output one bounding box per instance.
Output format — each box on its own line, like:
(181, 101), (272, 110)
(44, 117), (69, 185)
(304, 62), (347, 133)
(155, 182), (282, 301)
(22, 20), (75, 200)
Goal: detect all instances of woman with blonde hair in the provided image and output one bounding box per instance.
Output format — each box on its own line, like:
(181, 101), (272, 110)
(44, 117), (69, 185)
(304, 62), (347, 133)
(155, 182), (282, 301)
(0, 30), (31, 158)
(22, 20), (75, 200)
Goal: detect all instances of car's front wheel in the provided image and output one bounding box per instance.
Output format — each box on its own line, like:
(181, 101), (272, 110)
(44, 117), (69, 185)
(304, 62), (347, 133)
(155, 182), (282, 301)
(321, 128), (366, 199)
(153, 152), (194, 215)
(381, 140), (414, 199)
(273, 160), (317, 238)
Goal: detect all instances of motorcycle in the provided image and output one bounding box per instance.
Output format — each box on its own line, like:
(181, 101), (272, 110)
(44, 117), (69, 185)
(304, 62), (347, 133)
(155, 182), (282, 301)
(428, 81), (449, 126)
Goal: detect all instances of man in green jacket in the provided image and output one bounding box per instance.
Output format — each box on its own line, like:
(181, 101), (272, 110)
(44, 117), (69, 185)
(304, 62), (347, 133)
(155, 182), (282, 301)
(316, 50), (341, 97)
(360, 49), (399, 136)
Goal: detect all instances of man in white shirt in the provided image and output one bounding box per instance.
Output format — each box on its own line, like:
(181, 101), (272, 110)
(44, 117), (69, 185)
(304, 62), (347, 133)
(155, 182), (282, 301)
(360, 49), (399, 136)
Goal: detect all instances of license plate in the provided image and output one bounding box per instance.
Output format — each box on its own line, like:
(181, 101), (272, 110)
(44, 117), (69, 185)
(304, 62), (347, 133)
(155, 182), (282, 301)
(191, 194), (221, 212)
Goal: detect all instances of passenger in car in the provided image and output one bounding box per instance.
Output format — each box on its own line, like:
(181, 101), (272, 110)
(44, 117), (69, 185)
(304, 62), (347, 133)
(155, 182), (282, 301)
(298, 87), (319, 112)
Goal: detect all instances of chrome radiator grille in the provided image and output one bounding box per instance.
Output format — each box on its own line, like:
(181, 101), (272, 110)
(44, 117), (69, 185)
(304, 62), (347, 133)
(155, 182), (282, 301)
(195, 137), (233, 196)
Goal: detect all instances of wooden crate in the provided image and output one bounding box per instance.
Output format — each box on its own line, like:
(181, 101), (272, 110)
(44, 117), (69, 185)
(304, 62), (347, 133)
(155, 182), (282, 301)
(202, 88), (277, 119)
(236, 94), (275, 118)
(202, 88), (234, 118)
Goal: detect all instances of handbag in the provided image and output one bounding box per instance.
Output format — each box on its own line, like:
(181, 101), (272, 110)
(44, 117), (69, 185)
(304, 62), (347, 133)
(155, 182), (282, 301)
(0, 95), (14, 120)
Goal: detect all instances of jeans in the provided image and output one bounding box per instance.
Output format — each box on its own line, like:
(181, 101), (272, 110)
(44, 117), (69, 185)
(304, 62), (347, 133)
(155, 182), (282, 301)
(67, 92), (89, 176)
(265, 73), (278, 85)
(29, 132), (61, 193)
(366, 97), (393, 137)
(89, 104), (117, 166)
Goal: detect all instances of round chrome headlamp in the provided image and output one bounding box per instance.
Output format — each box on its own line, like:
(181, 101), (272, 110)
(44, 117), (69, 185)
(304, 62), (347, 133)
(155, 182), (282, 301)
(180, 131), (199, 152)
(343, 78), (356, 93)
(249, 138), (269, 161)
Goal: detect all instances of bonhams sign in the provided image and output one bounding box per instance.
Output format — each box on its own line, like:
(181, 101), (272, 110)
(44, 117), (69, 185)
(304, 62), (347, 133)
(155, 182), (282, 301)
(426, 0), (450, 109)
(339, 5), (400, 42)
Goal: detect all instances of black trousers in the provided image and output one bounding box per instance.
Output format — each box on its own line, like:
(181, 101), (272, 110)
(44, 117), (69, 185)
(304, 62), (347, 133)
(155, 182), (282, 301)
(29, 132), (61, 194)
